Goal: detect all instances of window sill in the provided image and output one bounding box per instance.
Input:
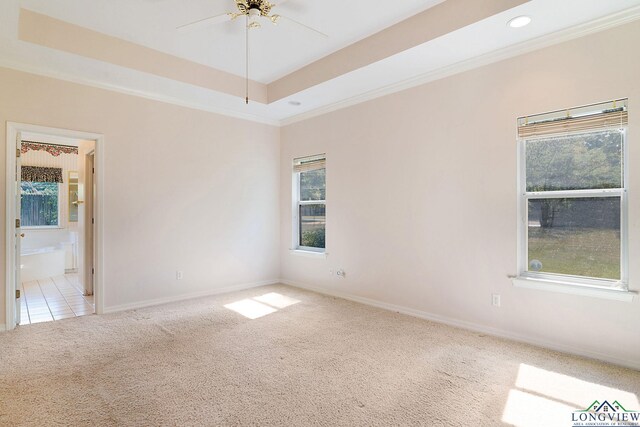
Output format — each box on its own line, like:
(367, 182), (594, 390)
(289, 249), (328, 259)
(512, 277), (636, 302)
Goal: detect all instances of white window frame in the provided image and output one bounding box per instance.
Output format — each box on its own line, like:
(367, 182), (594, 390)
(292, 161), (326, 255)
(516, 127), (629, 292)
(21, 181), (62, 229)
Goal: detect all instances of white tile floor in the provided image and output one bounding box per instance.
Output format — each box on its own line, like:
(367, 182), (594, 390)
(19, 273), (94, 325)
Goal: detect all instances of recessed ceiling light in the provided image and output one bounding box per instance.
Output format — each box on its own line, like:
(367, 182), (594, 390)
(508, 15), (531, 28)
(288, 101), (302, 106)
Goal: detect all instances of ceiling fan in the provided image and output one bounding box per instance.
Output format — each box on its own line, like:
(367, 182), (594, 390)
(177, 0), (327, 37)
(177, 1), (328, 105)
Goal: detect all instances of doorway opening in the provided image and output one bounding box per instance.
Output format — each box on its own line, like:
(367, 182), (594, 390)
(5, 123), (103, 329)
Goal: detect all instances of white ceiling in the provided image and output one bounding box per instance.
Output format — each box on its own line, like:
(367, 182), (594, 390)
(1, 0), (640, 124)
(17, 0), (443, 83)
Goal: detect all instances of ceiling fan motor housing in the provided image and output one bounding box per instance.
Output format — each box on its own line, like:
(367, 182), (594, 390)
(236, 0), (273, 17)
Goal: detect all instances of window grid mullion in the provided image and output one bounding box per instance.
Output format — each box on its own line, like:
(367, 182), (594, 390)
(524, 189), (624, 200)
(299, 200), (326, 205)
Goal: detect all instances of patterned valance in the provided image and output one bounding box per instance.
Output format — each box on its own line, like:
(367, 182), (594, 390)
(21, 166), (63, 183)
(21, 141), (78, 157)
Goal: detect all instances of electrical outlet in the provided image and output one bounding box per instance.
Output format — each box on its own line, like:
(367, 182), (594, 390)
(492, 294), (501, 307)
(176, 271), (184, 280)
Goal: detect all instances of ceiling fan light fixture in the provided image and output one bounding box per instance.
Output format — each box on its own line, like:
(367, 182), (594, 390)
(248, 8), (262, 27)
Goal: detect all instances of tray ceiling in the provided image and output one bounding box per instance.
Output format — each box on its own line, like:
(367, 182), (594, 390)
(1, 0), (640, 124)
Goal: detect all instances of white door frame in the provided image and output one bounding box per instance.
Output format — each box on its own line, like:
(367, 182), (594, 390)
(5, 122), (105, 330)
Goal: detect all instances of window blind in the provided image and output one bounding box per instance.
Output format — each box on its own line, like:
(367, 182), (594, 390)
(293, 154), (326, 173)
(518, 99), (628, 139)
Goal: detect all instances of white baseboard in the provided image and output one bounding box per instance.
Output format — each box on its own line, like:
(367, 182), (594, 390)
(282, 280), (640, 371)
(103, 279), (280, 314)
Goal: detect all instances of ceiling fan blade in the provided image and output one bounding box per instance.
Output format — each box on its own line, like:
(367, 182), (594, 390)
(272, 14), (328, 38)
(176, 13), (232, 31)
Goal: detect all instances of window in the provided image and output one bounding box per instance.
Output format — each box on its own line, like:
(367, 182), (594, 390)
(518, 100), (628, 289)
(21, 181), (60, 227)
(293, 154), (326, 252)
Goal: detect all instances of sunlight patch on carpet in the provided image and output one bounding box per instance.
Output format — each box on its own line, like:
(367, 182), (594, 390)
(502, 363), (639, 426)
(225, 293), (301, 319)
(516, 364), (639, 409)
(224, 299), (277, 319)
(502, 389), (576, 427)
(253, 293), (301, 309)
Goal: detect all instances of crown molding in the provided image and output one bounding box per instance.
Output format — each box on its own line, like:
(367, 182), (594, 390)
(281, 5), (640, 127)
(0, 58), (281, 127)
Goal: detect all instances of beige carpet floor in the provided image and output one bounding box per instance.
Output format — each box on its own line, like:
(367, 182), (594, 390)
(0, 284), (638, 426)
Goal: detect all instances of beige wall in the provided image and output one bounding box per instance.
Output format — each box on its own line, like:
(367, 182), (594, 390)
(0, 67), (281, 320)
(280, 21), (640, 366)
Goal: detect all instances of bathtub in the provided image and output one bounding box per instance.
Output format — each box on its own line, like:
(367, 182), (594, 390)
(20, 247), (66, 282)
